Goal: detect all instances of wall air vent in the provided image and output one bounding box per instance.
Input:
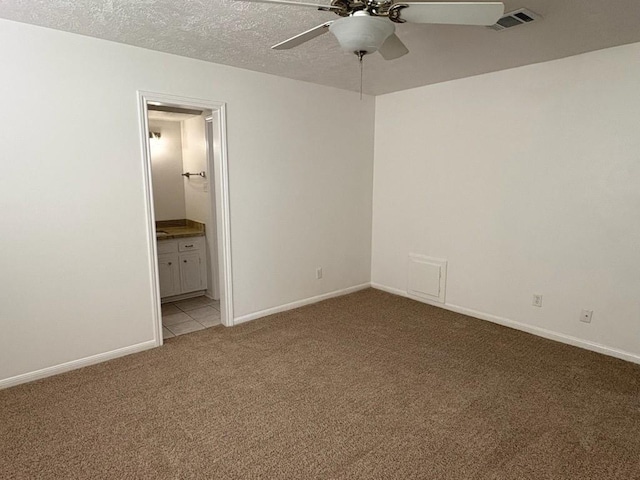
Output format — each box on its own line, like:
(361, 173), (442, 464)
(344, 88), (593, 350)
(488, 8), (541, 31)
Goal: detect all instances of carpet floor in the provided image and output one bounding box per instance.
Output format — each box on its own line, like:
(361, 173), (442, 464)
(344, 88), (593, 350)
(1, 288), (639, 479)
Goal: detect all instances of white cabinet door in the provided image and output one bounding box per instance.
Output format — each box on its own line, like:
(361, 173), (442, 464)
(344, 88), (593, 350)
(158, 236), (207, 298)
(180, 251), (204, 293)
(158, 253), (180, 298)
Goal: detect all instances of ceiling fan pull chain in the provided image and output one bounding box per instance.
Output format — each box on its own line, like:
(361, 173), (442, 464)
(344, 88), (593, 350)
(357, 50), (365, 100)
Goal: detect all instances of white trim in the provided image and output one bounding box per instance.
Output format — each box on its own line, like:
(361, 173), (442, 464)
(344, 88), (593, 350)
(204, 116), (220, 301)
(0, 340), (157, 390)
(234, 283), (371, 325)
(137, 92), (234, 335)
(137, 93), (163, 348)
(211, 105), (234, 326)
(371, 282), (408, 297)
(371, 282), (640, 365)
(160, 290), (206, 304)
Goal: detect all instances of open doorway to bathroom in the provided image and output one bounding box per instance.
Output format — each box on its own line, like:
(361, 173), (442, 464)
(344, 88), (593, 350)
(139, 92), (233, 345)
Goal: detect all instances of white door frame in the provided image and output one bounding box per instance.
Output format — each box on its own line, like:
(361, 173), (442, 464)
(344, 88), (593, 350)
(137, 91), (234, 346)
(204, 115), (221, 301)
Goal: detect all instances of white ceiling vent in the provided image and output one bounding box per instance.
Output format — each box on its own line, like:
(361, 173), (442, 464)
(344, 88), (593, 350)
(488, 8), (541, 31)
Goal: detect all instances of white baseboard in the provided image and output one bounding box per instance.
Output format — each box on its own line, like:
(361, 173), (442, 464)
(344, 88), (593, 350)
(6, 282), (635, 390)
(160, 291), (206, 304)
(371, 283), (406, 297)
(371, 282), (640, 365)
(1, 284), (369, 389)
(233, 283), (371, 325)
(0, 339), (157, 390)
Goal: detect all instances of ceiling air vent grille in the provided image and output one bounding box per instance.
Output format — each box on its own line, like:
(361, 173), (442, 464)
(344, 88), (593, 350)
(488, 8), (540, 31)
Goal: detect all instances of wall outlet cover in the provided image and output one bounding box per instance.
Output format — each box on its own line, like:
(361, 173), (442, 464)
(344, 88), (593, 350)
(580, 309), (593, 323)
(532, 294), (543, 307)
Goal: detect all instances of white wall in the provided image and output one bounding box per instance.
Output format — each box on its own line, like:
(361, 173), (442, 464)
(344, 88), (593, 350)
(372, 42), (640, 361)
(0, 19), (374, 385)
(149, 119), (186, 221)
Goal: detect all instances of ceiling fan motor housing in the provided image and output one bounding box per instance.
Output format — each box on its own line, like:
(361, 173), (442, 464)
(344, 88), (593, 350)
(329, 13), (395, 54)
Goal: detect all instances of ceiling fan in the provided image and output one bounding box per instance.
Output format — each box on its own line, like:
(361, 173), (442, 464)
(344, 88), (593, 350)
(237, 1), (505, 60)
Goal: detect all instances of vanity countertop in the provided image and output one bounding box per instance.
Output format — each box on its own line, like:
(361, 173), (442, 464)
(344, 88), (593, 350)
(156, 219), (205, 240)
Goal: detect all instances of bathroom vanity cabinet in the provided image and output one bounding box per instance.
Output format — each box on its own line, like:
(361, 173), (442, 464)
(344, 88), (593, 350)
(157, 236), (207, 298)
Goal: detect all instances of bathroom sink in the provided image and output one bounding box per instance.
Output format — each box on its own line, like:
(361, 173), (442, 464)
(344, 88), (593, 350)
(156, 231), (169, 237)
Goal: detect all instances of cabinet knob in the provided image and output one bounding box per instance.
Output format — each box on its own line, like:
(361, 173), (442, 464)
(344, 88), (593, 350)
(168, 262), (172, 265)
(183, 260), (187, 263)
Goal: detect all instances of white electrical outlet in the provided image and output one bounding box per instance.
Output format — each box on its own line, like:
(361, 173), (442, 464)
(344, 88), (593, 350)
(580, 309), (593, 323)
(532, 294), (543, 307)
(316, 267), (322, 280)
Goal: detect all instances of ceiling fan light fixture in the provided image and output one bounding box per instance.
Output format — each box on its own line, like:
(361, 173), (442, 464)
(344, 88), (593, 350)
(329, 14), (395, 55)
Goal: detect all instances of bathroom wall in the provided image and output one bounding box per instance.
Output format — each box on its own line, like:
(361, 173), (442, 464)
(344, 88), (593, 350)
(181, 115), (210, 224)
(149, 119), (186, 221)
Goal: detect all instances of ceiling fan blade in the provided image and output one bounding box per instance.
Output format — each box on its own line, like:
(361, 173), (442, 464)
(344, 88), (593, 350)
(379, 33), (409, 60)
(395, 2), (504, 26)
(236, 0), (339, 11)
(272, 22), (334, 50)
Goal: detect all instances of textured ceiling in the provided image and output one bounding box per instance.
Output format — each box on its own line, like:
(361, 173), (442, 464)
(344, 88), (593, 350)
(1, 0), (639, 95)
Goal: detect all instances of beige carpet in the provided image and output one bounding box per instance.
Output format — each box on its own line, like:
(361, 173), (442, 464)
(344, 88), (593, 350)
(1, 289), (639, 479)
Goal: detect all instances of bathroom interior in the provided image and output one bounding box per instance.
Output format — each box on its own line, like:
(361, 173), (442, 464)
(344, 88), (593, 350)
(148, 104), (221, 339)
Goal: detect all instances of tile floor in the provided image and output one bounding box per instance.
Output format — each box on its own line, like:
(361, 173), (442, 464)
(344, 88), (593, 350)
(162, 296), (221, 340)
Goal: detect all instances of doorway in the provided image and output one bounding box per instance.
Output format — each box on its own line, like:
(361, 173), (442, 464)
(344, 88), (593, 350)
(138, 92), (233, 345)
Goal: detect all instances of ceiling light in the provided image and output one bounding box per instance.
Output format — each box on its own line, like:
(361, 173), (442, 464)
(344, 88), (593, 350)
(329, 13), (394, 55)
